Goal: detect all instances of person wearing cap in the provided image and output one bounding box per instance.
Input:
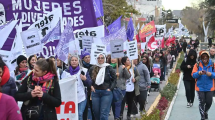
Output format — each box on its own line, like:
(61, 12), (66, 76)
(15, 55), (28, 81)
(89, 53), (117, 120)
(80, 49), (94, 120)
(192, 51), (215, 120)
(61, 55), (92, 120)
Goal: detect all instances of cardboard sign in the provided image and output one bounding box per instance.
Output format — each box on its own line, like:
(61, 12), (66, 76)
(110, 40), (124, 59)
(21, 28), (42, 57)
(90, 43), (106, 65)
(126, 41), (138, 60)
(82, 36), (93, 53)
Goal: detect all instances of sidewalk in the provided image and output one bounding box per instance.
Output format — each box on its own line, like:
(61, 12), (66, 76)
(168, 78), (215, 120)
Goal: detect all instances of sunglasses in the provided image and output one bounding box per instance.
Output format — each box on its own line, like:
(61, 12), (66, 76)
(97, 57), (104, 60)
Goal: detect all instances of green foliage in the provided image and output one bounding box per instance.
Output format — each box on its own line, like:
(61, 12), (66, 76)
(176, 52), (184, 70)
(103, 0), (140, 26)
(160, 83), (177, 101)
(168, 73), (180, 86)
(140, 108), (160, 120)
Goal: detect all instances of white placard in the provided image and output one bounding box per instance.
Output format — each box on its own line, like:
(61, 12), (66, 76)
(141, 42), (147, 53)
(90, 43), (106, 65)
(21, 28), (42, 57)
(82, 36), (93, 53)
(110, 40), (124, 59)
(18, 77), (78, 120)
(127, 41), (138, 60)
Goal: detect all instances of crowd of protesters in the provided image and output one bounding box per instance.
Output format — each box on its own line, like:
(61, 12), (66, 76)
(2, 38), (215, 120)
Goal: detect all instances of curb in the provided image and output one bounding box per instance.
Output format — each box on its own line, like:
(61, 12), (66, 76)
(146, 53), (181, 115)
(164, 72), (183, 120)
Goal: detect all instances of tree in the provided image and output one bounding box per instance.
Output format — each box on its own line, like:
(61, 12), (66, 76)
(102, 0), (140, 26)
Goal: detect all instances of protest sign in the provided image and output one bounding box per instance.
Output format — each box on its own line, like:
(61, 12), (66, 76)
(82, 36), (93, 53)
(110, 40), (124, 59)
(90, 43), (106, 65)
(0, 50), (16, 71)
(141, 42), (147, 53)
(56, 77), (78, 120)
(126, 41), (138, 60)
(18, 76), (78, 120)
(155, 25), (166, 39)
(1, 0), (97, 51)
(74, 25), (104, 46)
(139, 21), (156, 38)
(21, 28), (42, 57)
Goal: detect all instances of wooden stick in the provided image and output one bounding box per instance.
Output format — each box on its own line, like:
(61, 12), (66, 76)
(132, 60), (134, 78)
(116, 58), (119, 79)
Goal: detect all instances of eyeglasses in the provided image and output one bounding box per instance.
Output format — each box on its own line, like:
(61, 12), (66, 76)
(97, 57), (104, 60)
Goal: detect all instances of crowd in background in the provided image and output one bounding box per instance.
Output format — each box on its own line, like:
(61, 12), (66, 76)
(2, 38), (213, 120)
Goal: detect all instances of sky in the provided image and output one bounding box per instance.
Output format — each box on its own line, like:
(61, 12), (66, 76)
(162, 0), (200, 10)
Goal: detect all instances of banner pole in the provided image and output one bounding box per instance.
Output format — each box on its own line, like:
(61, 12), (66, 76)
(132, 60), (134, 78)
(116, 58), (119, 79)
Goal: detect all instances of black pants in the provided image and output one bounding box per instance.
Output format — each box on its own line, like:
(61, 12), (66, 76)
(121, 91), (135, 116)
(83, 94), (95, 120)
(170, 59), (173, 69)
(131, 90), (147, 114)
(183, 80), (195, 103)
(197, 91), (213, 119)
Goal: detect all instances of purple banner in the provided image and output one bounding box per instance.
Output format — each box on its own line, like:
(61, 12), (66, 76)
(37, 40), (59, 58)
(1, 0), (97, 50)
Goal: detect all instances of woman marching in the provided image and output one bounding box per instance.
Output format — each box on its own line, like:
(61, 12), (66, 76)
(120, 56), (140, 120)
(192, 51), (215, 120)
(89, 53), (117, 120)
(61, 55), (92, 120)
(28, 55), (37, 71)
(15, 55), (29, 81)
(180, 49), (197, 108)
(15, 58), (61, 120)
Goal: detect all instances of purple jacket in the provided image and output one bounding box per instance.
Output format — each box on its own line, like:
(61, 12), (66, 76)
(0, 93), (22, 120)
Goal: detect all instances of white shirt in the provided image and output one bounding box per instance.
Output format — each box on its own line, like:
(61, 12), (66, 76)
(126, 69), (134, 92)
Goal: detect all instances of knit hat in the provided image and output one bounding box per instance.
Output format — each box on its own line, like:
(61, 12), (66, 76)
(17, 55), (27, 65)
(80, 48), (90, 59)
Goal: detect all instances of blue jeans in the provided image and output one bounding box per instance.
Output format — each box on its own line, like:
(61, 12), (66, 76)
(92, 89), (113, 120)
(78, 99), (87, 120)
(112, 90), (126, 119)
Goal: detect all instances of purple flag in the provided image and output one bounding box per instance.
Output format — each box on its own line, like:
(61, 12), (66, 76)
(97, 18), (103, 26)
(126, 17), (134, 41)
(0, 19), (13, 31)
(108, 16), (122, 34)
(101, 26), (127, 52)
(54, 20), (75, 62)
(1, 0), (97, 51)
(41, 21), (61, 44)
(93, 0), (104, 18)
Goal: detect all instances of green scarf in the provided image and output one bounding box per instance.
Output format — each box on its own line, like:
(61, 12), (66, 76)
(110, 63), (117, 68)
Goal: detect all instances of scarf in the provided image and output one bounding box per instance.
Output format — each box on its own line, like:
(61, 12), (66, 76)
(69, 66), (80, 75)
(95, 53), (109, 85)
(110, 63), (117, 68)
(0, 66), (10, 86)
(32, 72), (55, 93)
(83, 61), (91, 69)
(16, 67), (28, 80)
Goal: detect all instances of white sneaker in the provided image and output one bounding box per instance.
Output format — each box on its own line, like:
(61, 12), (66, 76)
(131, 114), (136, 118)
(187, 103), (191, 108)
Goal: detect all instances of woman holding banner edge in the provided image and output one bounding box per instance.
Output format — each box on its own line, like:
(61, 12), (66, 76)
(89, 53), (117, 120)
(61, 55), (92, 120)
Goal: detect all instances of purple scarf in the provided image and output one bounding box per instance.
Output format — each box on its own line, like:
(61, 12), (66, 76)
(69, 66), (80, 75)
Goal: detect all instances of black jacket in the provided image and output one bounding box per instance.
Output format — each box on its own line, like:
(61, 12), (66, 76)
(15, 74), (61, 120)
(180, 49), (197, 81)
(182, 42), (187, 51)
(89, 66), (117, 90)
